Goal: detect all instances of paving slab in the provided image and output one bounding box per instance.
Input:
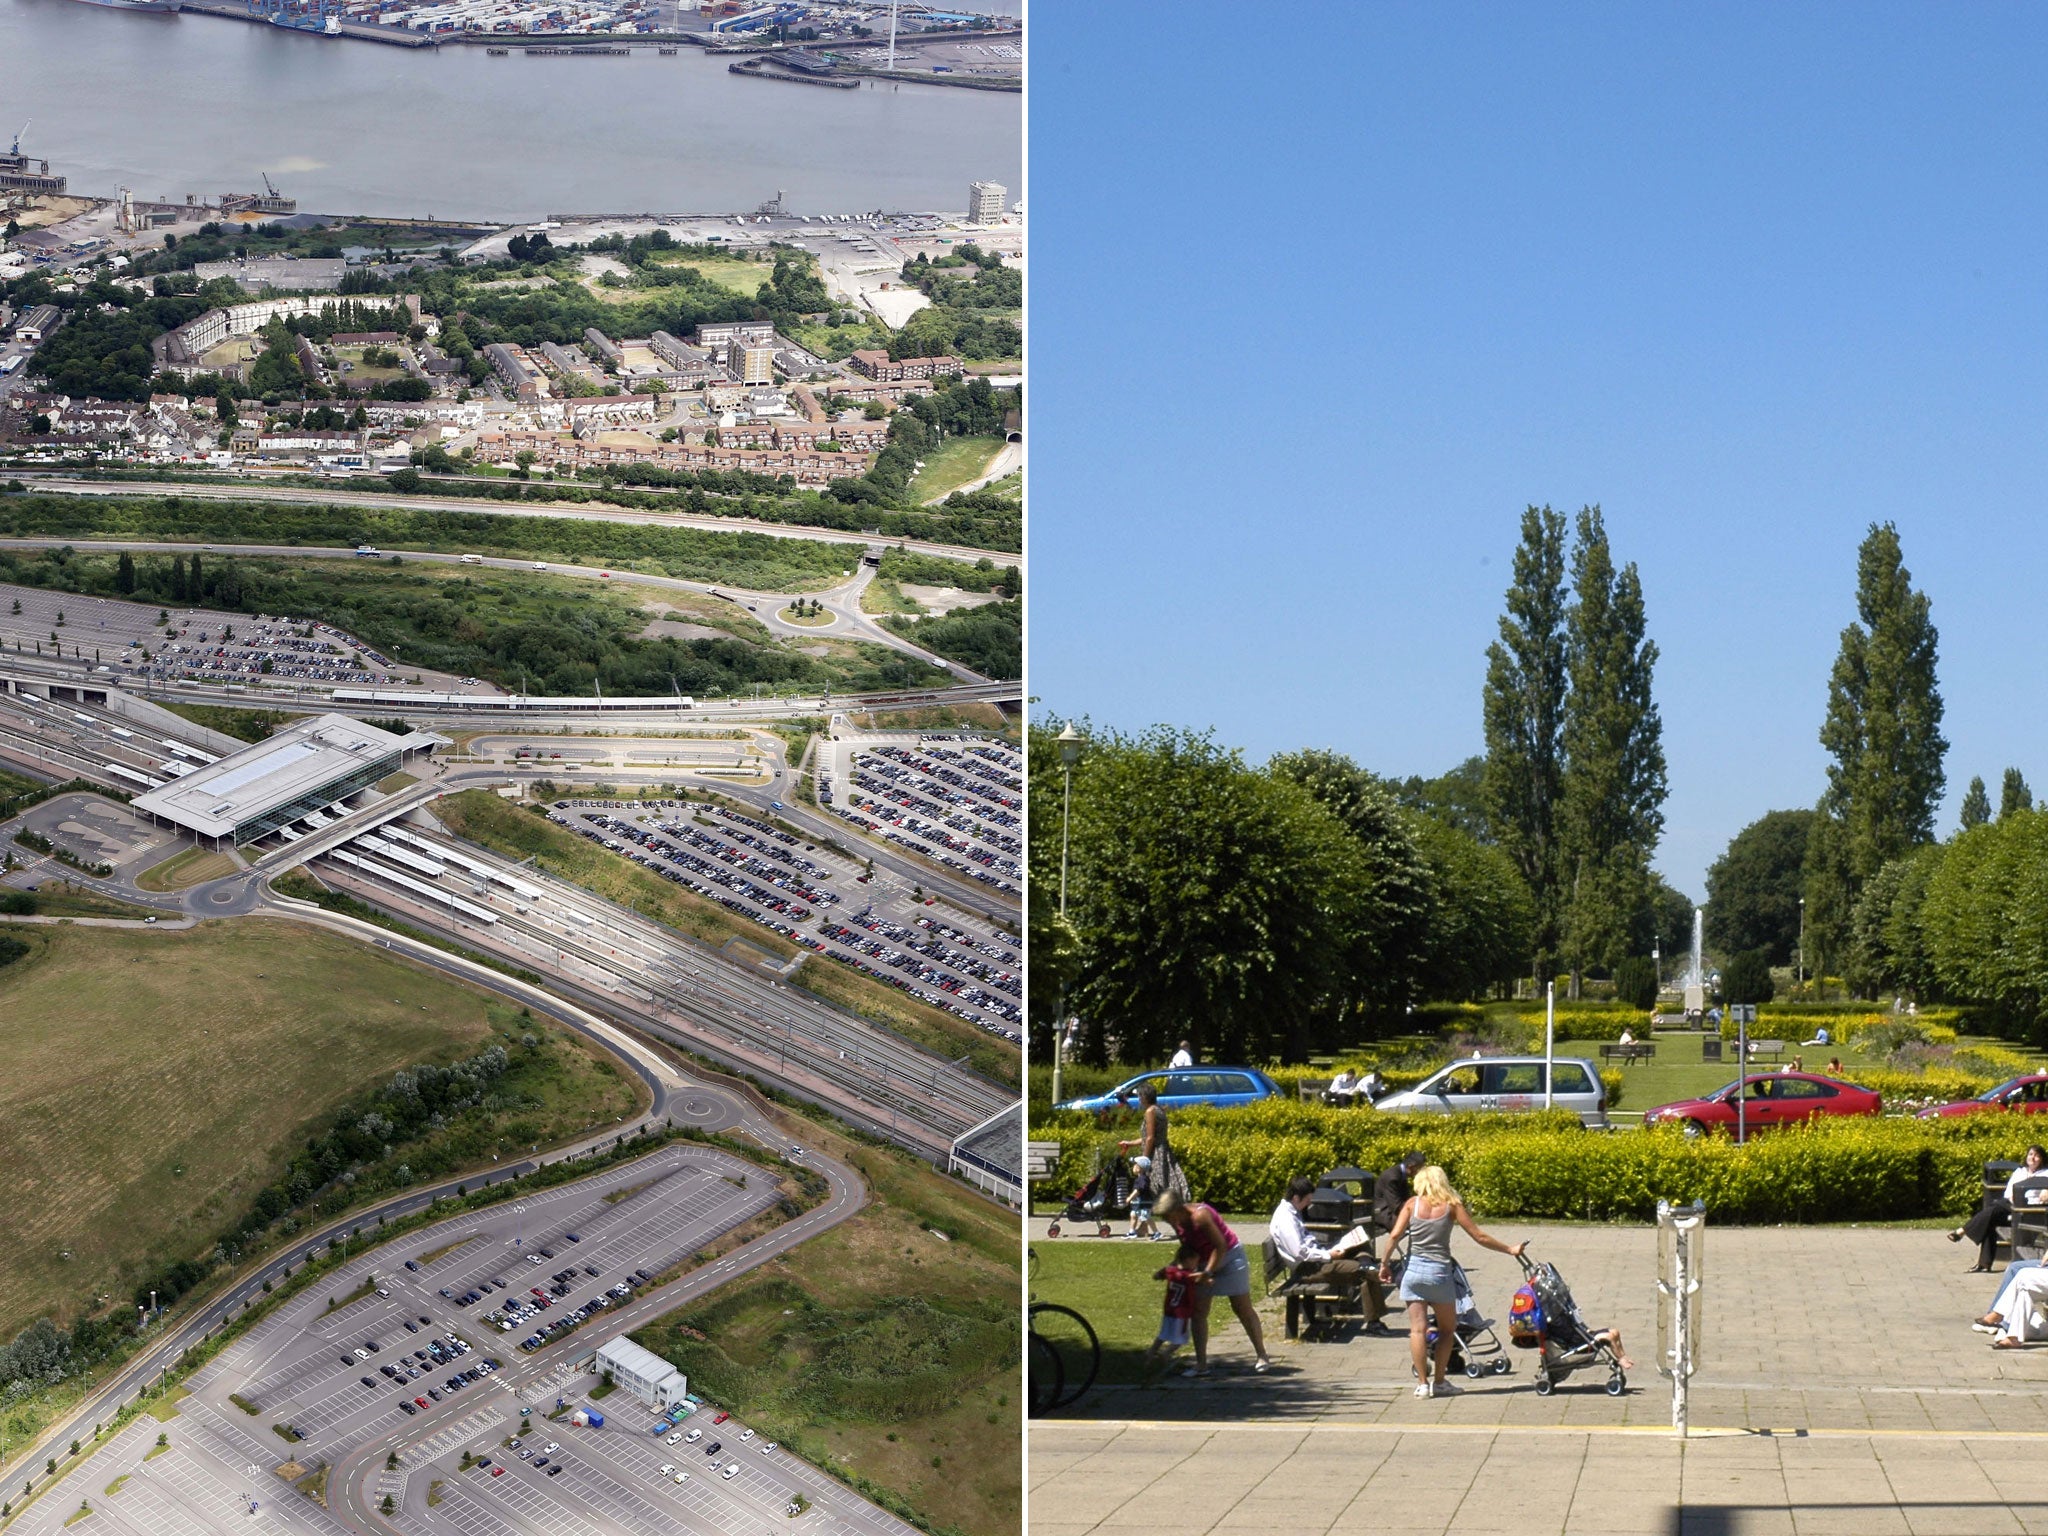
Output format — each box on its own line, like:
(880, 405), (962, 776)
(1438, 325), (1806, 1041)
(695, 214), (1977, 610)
(1032, 1224), (2048, 1534)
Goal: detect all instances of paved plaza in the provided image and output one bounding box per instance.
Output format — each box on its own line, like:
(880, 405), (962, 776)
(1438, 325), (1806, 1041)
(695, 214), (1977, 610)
(1030, 1223), (2048, 1534)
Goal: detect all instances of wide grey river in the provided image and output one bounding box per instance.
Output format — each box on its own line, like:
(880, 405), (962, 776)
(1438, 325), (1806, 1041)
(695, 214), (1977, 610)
(1, 0), (1021, 220)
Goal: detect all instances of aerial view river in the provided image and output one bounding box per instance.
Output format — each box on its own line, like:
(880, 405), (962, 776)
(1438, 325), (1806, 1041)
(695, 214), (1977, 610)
(1, 0), (1021, 220)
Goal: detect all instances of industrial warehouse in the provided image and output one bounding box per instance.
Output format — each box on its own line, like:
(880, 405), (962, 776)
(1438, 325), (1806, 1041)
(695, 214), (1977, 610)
(129, 713), (443, 848)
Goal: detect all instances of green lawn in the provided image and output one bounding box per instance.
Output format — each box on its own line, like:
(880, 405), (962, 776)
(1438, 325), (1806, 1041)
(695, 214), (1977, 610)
(0, 918), (642, 1341)
(1029, 1240), (1188, 1390)
(909, 437), (1005, 503)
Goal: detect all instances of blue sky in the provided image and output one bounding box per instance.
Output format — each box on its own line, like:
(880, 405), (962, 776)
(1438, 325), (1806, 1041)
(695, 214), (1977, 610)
(1029, 5), (2048, 898)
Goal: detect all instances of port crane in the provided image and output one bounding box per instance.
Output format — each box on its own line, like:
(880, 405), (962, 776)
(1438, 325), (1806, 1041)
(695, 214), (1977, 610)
(263, 172), (283, 199)
(8, 122), (27, 158)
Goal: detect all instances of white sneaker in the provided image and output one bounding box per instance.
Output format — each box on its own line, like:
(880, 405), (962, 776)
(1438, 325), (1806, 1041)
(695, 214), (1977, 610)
(1413, 1382), (1433, 1399)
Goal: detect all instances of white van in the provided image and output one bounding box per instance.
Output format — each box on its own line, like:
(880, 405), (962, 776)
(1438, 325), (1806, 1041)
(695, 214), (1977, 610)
(460, 554), (482, 565)
(532, 561), (548, 571)
(1372, 1055), (1609, 1128)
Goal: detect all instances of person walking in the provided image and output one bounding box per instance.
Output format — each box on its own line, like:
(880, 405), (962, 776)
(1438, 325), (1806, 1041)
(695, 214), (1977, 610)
(1117, 1082), (1187, 1202)
(1152, 1189), (1272, 1376)
(1377, 1166), (1526, 1399)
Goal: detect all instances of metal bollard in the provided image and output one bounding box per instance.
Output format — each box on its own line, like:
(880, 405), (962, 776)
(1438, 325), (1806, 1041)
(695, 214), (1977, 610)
(1656, 1198), (1707, 1437)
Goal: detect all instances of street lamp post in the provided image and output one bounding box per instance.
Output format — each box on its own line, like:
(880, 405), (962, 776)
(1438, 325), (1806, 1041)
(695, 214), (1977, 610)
(1798, 897), (1807, 996)
(1052, 724), (1084, 1105)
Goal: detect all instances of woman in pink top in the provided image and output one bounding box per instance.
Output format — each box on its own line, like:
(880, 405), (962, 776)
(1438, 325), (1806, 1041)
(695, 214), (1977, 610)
(1154, 1190), (1272, 1376)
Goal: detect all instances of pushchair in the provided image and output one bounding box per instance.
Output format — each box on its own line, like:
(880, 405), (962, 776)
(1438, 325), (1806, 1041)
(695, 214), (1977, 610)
(1509, 1252), (1627, 1396)
(1045, 1151), (1132, 1238)
(1386, 1251), (1513, 1379)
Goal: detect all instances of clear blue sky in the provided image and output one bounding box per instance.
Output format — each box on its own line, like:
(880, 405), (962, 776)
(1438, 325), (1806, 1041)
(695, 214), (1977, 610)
(1029, 5), (2048, 899)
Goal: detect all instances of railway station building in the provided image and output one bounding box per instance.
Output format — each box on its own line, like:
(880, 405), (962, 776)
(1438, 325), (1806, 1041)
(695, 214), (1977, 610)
(131, 713), (441, 849)
(593, 1337), (689, 1410)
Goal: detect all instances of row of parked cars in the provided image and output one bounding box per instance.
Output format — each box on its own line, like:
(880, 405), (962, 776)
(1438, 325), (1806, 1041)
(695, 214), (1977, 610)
(1058, 1061), (2048, 1136)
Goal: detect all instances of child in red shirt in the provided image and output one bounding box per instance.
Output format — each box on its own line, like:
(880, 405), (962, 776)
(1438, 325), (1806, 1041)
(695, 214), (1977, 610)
(1144, 1254), (1199, 1379)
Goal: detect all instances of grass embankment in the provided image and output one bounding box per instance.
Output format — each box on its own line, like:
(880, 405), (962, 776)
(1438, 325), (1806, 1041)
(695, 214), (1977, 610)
(436, 791), (1019, 1086)
(0, 769), (41, 801)
(851, 704), (1014, 737)
(907, 437), (1005, 504)
(635, 1126), (1018, 1536)
(156, 703), (302, 743)
(0, 882), (160, 920)
(134, 847), (238, 892)
(0, 919), (641, 1342)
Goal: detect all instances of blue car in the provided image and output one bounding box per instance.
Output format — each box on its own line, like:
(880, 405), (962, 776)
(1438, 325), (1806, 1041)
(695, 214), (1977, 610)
(1053, 1067), (1283, 1114)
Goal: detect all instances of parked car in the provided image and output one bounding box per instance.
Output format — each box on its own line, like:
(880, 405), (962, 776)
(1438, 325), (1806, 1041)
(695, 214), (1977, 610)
(1372, 1056), (1610, 1128)
(1917, 1073), (2048, 1119)
(1641, 1073), (1882, 1136)
(1052, 1067), (1285, 1114)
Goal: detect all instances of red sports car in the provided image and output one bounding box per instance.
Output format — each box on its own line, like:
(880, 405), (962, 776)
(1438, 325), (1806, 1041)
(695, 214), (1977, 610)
(1641, 1073), (1882, 1137)
(1916, 1074), (2048, 1119)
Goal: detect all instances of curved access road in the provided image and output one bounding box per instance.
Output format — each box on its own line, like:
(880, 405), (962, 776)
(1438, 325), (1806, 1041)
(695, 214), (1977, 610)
(0, 898), (868, 1530)
(10, 474), (1022, 567)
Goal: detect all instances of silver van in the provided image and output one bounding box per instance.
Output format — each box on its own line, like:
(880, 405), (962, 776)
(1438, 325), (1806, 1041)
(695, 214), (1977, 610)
(1372, 1055), (1608, 1128)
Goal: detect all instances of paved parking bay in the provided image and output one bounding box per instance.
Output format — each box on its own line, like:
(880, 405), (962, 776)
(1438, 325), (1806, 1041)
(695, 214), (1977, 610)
(4, 1139), (926, 1536)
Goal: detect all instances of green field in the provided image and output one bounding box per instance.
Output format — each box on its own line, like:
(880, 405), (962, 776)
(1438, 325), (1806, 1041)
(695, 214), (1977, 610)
(908, 437), (1005, 504)
(635, 1122), (1017, 1536)
(0, 918), (641, 1340)
(1028, 1241), (1184, 1390)
(434, 792), (1019, 1085)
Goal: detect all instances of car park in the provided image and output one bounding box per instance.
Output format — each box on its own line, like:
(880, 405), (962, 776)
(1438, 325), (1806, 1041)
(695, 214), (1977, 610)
(1642, 1073), (1882, 1136)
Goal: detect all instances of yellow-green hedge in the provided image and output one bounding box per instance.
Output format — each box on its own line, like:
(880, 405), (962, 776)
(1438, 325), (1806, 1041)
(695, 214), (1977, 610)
(1029, 1108), (2032, 1222)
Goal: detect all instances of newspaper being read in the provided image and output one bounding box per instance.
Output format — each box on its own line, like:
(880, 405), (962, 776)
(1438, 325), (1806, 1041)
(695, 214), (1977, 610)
(1329, 1226), (1373, 1256)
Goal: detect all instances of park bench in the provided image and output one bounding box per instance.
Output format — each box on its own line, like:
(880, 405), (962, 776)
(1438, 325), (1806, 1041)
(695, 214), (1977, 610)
(1745, 1039), (1786, 1063)
(1599, 1042), (1656, 1065)
(1026, 1141), (1062, 1209)
(1260, 1236), (1360, 1342)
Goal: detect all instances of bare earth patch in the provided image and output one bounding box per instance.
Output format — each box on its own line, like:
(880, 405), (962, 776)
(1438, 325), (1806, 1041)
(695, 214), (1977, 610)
(898, 584), (1003, 616)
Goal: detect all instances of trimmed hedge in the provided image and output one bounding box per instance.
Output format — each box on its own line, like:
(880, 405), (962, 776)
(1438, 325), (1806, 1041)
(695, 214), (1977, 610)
(1029, 1105), (2034, 1223)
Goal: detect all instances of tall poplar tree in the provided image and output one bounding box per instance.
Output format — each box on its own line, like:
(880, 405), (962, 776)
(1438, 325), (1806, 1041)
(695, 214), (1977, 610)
(1481, 507), (1568, 977)
(2001, 768), (2033, 821)
(1558, 508), (1668, 982)
(1961, 777), (1991, 830)
(1806, 523), (1947, 978)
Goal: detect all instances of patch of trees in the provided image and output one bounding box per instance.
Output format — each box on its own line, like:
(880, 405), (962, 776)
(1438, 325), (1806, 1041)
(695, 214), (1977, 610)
(30, 294), (213, 402)
(1032, 729), (1536, 1064)
(900, 246), (1020, 310)
(880, 597), (1019, 680)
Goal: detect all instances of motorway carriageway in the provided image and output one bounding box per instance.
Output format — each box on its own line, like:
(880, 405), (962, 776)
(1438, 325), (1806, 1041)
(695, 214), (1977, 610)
(312, 824), (1010, 1150)
(9, 474), (1023, 568)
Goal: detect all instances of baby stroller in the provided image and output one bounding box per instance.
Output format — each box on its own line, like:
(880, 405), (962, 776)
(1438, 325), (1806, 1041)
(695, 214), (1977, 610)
(1509, 1252), (1627, 1396)
(1387, 1252), (1513, 1379)
(1045, 1151), (1132, 1238)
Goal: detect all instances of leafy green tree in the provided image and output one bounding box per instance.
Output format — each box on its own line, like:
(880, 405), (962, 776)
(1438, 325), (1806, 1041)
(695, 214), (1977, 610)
(1960, 776), (1991, 830)
(1407, 814), (1536, 1002)
(1394, 755), (1491, 840)
(1482, 506), (1569, 978)
(1850, 842), (1945, 999)
(1557, 508), (1667, 982)
(1039, 725), (1379, 1066)
(169, 553), (187, 603)
(1720, 948), (1775, 1006)
(1808, 523), (1947, 975)
(1611, 955), (1658, 1010)
(2002, 768), (2034, 822)
(1705, 809), (1816, 966)
(115, 551), (136, 595)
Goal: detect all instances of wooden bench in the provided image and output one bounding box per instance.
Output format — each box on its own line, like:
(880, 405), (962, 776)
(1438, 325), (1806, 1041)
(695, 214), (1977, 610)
(1026, 1141), (1062, 1209)
(1745, 1039), (1786, 1063)
(1598, 1042), (1656, 1064)
(1260, 1237), (1361, 1341)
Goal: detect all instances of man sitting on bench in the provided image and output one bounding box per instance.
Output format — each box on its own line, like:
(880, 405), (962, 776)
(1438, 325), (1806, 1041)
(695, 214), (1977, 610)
(1272, 1176), (1392, 1335)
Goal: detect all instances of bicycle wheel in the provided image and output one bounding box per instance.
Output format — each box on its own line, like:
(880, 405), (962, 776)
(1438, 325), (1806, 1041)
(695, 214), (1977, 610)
(1028, 1330), (1064, 1417)
(1029, 1301), (1100, 1410)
